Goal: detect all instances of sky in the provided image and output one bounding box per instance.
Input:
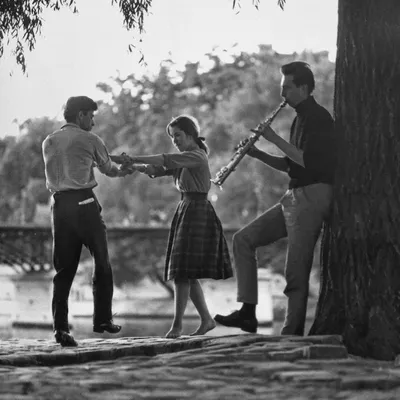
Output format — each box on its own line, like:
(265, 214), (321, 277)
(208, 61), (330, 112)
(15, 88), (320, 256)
(0, 0), (338, 137)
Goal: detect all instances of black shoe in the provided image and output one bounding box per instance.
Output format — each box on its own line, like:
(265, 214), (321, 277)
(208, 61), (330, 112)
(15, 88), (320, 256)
(214, 310), (258, 333)
(54, 330), (78, 347)
(93, 321), (122, 334)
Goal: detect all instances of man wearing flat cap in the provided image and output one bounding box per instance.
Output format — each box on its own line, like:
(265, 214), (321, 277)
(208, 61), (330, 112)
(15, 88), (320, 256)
(42, 96), (135, 347)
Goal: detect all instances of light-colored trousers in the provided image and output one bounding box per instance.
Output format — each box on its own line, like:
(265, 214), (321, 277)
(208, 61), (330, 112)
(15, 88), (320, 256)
(233, 183), (333, 335)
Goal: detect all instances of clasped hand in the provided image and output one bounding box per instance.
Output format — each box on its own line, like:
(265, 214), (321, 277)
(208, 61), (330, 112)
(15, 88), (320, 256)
(111, 153), (146, 174)
(236, 139), (259, 158)
(110, 152), (133, 166)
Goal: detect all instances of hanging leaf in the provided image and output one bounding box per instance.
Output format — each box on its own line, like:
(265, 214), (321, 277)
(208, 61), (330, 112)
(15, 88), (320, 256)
(278, 0), (286, 10)
(0, 0), (151, 73)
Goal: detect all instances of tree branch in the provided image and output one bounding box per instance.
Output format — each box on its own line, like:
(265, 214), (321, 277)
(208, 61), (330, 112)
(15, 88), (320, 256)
(0, 0), (152, 73)
(232, 0), (285, 11)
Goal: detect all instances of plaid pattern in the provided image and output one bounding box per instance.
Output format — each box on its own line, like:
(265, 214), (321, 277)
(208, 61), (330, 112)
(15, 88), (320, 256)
(164, 195), (233, 281)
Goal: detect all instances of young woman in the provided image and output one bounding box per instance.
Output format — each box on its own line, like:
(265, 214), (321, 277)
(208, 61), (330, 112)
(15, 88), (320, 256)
(116, 115), (233, 338)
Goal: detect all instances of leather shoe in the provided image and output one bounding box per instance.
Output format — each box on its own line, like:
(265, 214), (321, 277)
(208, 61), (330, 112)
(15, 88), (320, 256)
(93, 321), (122, 334)
(214, 310), (258, 333)
(54, 330), (78, 347)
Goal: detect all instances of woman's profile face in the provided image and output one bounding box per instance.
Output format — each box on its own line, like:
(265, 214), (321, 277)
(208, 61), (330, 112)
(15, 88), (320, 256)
(169, 126), (194, 152)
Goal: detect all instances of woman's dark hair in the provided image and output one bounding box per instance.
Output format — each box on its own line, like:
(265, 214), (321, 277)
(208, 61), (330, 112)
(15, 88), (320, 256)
(63, 96), (98, 123)
(166, 115), (209, 154)
(281, 61), (315, 94)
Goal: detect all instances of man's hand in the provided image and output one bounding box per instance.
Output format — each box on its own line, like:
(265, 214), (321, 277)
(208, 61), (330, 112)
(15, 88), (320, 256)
(246, 144), (261, 158)
(236, 139), (259, 158)
(118, 162), (150, 175)
(134, 164), (147, 173)
(118, 165), (137, 177)
(110, 153), (133, 165)
(257, 124), (279, 143)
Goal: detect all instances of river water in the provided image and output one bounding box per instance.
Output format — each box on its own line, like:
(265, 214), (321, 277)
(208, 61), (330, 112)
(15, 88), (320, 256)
(0, 272), (279, 340)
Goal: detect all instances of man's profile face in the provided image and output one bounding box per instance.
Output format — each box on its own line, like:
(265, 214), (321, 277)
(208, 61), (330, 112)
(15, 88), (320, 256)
(77, 110), (95, 131)
(280, 75), (308, 108)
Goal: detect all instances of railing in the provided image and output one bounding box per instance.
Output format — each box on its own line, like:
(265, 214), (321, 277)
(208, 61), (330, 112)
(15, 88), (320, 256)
(0, 226), (52, 272)
(0, 225), (239, 274)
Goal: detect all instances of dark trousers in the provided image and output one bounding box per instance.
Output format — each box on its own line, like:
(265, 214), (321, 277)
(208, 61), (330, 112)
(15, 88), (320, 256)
(51, 188), (114, 332)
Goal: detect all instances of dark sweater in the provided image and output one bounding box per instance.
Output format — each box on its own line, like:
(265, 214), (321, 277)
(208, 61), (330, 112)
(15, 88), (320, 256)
(286, 96), (335, 189)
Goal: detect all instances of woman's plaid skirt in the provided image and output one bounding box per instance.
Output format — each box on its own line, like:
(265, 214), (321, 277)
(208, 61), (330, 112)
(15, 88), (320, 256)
(164, 192), (233, 281)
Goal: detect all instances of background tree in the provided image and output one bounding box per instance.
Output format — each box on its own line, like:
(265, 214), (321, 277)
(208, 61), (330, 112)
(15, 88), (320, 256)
(232, 0), (400, 361)
(307, 0), (400, 361)
(0, 46), (334, 226)
(90, 46), (333, 226)
(0, 45), (334, 288)
(228, 0), (400, 361)
(0, 117), (58, 223)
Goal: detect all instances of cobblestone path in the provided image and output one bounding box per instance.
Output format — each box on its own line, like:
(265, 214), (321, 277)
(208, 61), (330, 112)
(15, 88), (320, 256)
(1, 334), (400, 399)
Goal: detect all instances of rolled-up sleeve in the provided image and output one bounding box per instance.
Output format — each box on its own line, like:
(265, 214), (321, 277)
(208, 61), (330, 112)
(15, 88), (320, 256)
(91, 135), (112, 175)
(148, 165), (174, 178)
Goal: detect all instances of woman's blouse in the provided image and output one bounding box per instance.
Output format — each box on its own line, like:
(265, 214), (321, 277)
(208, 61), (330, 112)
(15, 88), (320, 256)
(150, 149), (211, 193)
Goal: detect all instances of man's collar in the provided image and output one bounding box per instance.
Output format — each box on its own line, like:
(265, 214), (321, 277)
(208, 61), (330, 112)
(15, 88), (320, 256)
(61, 123), (81, 130)
(294, 96), (316, 114)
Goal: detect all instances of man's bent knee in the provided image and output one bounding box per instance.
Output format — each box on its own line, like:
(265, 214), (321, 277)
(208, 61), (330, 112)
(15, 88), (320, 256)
(233, 231), (253, 250)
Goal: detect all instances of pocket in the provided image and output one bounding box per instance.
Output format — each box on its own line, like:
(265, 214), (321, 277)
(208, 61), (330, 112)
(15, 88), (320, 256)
(78, 197), (95, 205)
(77, 200), (102, 230)
(300, 186), (313, 204)
(78, 196), (102, 213)
(77, 200), (98, 216)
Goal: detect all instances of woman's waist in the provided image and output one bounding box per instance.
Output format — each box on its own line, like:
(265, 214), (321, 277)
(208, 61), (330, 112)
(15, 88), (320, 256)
(180, 192), (208, 201)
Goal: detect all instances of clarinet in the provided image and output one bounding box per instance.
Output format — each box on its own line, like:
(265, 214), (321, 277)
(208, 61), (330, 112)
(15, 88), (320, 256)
(210, 101), (287, 188)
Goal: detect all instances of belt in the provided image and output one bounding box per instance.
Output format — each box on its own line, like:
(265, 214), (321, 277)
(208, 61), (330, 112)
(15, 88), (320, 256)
(53, 188), (96, 205)
(54, 188), (94, 196)
(181, 192), (207, 201)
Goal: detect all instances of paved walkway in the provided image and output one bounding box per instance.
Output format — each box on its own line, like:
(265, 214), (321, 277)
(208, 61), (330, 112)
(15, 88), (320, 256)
(1, 334), (400, 399)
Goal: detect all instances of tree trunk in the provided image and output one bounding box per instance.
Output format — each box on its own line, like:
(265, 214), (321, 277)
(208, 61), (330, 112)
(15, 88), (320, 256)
(310, 0), (400, 360)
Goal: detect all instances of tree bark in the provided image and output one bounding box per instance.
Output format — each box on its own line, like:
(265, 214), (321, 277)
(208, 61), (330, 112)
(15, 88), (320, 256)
(310, 0), (400, 360)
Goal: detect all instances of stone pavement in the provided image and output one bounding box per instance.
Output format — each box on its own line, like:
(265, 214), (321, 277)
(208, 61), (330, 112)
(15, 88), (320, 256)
(1, 334), (400, 399)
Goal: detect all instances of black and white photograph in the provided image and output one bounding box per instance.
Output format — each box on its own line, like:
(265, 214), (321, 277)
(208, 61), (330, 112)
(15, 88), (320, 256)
(1, 0), (400, 398)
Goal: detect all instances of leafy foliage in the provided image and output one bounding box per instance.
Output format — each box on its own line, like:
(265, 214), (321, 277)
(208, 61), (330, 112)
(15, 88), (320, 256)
(0, 0), (151, 72)
(0, 1), (290, 73)
(232, 0), (285, 11)
(0, 46), (334, 227)
(0, 46), (334, 283)
(0, 117), (58, 223)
